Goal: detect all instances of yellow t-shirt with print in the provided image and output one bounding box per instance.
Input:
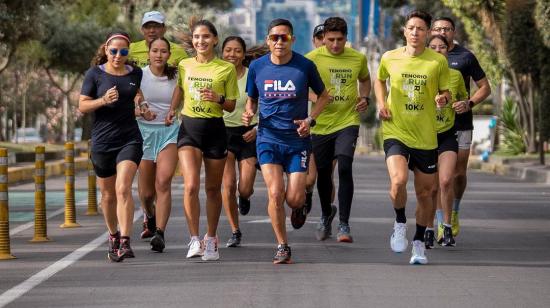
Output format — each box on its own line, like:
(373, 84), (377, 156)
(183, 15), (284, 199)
(377, 47), (449, 150)
(177, 57), (239, 119)
(129, 40), (188, 68)
(436, 68), (467, 133)
(305, 46), (370, 135)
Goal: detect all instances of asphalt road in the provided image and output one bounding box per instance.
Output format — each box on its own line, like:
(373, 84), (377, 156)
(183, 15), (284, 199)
(1, 155), (549, 308)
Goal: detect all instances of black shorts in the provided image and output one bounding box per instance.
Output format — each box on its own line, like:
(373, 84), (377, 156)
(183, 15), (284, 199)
(383, 139), (438, 174)
(312, 125), (359, 169)
(91, 142), (143, 178)
(437, 128), (458, 155)
(177, 115), (227, 159)
(226, 125), (257, 161)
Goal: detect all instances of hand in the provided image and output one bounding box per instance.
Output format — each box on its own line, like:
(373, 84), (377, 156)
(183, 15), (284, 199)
(378, 106), (391, 120)
(242, 127), (257, 143)
(452, 100), (469, 114)
(356, 97), (369, 112)
(135, 91), (144, 104)
(435, 94), (448, 109)
(199, 88), (220, 103)
(141, 107), (157, 121)
(103, 86), (118, 105)
(165, 109), (176, 126)
(242, 111), (254, 126)
(293, 119), (311, 138)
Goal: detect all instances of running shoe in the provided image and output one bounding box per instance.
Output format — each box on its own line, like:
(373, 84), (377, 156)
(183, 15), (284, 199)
(390, 221), (408, 253)
(118, 237), (135, 259)
(186, 238), (204, 258)
(107, 231), (121, 262)
(409, 240), (428, 265)
(451, 210), (460, 237)
(273, 244), (292, 264)
(140, 221), (154, 239)
(305, 191), (313, 214)
(202, 236), (220, 261)
(437, 222), (444, 244)
(442, 225), (456, 247)
(315, 205), (338, 241)
(336, 223), (353, 243)
(424, 229), (434, 249)
(150, 229), (165, 253)
(226, 229), (242, 248)
(238, 196), (251, 216)
(290, 206), (307, 229)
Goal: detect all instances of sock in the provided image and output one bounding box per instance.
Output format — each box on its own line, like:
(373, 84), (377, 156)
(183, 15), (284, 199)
(394, 207), (406, 224)
(426, 227), (434, 232)
(414, 224), (427, 242)
(443, 223), (452, 228)
(435, 209), (443, 226)
(453, 199), (461, 212)
(191, 235), (200, 241)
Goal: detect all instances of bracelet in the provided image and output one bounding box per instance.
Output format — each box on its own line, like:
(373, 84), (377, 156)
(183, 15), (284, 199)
(139, 101), (148, 108)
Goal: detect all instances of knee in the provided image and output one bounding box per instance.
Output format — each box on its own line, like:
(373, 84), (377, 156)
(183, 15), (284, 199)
(205, 184), (221, 198)
(416, 186), (433, 200)
(238, 186), (253, 199)
(439, 176), (453, 191)
(184, 182), (200, 197)
(390, 177), (407, 195)
(101, 191), (116, 206)
(223, 179), (237, 197)
(286, 193), (304, 209)
(155, 177), (172, 194)
(268, 188), (285, 205)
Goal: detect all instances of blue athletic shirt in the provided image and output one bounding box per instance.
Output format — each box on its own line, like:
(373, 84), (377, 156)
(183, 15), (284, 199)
(246, 52), (325, 148)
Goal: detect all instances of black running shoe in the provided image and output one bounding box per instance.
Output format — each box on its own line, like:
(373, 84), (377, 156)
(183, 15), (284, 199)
(238, 196), (251, 216)
(424, 229), (435, 249)
(118, 237), (135, 259)
(146, 215), (156, 235)
(150, 229), (165, 253)
(290, 206), (307, 229)
(315, 205), (337, 241)
(305, 191), (313, 214)
(107, 232), (121, 262)
(273, 244), (292, 264)
(226, 229), (242, 248)
(442, 226), (456, 247)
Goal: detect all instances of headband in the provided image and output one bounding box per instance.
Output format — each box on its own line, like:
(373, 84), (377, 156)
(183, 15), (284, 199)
(106, 34), (130, 45)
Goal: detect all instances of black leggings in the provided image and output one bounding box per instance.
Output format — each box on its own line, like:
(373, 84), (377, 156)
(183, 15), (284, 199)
(317, 155), (354, 224)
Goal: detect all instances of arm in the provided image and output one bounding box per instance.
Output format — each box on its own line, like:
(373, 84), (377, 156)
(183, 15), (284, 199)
(78, 85), (118, 114)
(294, 89), (331, 137)
(356, 76), (372, 112)
(468, 77), (491, 108)
(242, 97), (258, 126)
(165, 85), (183, 126)
(374, 78), (391, 120)
(435, 89), (451, 109)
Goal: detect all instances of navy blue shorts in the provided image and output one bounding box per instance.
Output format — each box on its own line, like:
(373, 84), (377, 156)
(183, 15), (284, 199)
(91, 141), (143, 178)
(257, 141), (309, 173)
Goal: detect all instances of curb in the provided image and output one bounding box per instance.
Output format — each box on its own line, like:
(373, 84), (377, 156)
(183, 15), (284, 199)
(7, 157), (88, 185)
(469, 158), (550, 185)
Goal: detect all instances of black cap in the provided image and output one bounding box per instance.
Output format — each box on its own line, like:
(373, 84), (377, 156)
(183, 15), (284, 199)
(313, 24), (324, 38)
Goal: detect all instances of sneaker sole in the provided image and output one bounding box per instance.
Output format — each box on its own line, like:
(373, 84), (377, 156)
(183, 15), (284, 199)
(186, 252), (204, 258)
(316, 232), (329, 241)
(107, 252), (124, 263)
(201, 254), (220, 261)
(409, 258), (428, 265)
(226, 242), (240, 248)
(337, 235), (353, 243)
(273, 258), (292, 264)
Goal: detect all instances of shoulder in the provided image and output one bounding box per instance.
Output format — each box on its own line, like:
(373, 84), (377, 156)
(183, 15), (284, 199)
(292, 52), (315, 67)
(130, 40), (146, 50)
(305, 47), (320, 60)
(424, 48), (447, 63)
(381, 48), (400, 60)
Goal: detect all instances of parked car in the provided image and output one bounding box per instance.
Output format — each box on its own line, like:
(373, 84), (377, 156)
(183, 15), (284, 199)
(11, 127), (43, 143)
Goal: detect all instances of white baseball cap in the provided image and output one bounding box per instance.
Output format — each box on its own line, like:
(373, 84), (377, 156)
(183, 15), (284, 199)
(141, 11), (165, 26)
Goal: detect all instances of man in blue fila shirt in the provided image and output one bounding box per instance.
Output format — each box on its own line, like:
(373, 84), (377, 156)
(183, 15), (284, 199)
(242, 18), (331, 264)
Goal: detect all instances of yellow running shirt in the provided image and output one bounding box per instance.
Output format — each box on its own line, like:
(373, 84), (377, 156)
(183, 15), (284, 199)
(177, 57), (239, 119)
(377, 47), (449, 150)
(223, 68), (258, 127)
(129, 40), (188, 68)
(305, 46), (370, 135)
(436, 68), (467, 133)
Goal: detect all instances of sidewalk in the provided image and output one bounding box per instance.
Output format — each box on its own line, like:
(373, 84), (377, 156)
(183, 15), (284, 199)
(469, 154), (550, 185)
(6, 157), (88, 185)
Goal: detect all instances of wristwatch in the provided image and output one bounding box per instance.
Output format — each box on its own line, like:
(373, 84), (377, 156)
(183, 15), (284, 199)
(468, 100), (475, 109)
(361, 96), (370, 103)
(218, 95), (225, 105)
(307, 116), (317, 127)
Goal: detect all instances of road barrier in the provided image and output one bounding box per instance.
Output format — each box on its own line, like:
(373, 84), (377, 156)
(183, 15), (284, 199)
(31, 146), (50, 242)
(60, 142), (80, 228)
(0, 148), (15, 260)
(86, 140), (98, 216)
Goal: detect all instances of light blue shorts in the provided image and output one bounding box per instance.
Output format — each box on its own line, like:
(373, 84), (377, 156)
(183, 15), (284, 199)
(138, 121), (179, 162)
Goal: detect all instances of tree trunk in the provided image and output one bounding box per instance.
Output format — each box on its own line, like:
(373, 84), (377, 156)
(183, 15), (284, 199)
(527, 78), (536, 153)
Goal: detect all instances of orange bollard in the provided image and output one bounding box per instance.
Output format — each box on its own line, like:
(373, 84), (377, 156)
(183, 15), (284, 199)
(86, 140), (98, 216)
(60, 142), (80, 228)
(31, 145), (51, 242)
(0, 148), (15, 259)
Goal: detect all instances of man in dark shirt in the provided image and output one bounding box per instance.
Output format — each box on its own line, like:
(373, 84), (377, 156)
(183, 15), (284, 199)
(431, 17), (491, 237)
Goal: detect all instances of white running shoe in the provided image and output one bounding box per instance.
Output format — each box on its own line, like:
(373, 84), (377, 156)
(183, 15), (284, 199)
(390, 221), (408, 253)
(409, 240), (428, 265)
(186, 238), (204, 258)
(201, 236), (220, 261)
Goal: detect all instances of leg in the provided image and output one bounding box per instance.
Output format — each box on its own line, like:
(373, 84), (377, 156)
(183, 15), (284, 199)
(286, 171), (308, 209)
(154, 144), (178, 231)
(454, 148), (470, 202)
(439, 151), (457, 225)
(97, 176), (117, 234)
(305, 153), (317, 193)
(138, 160), (156, 218)
(222, 152), (239, 232)
(336, 155), (354, 225)
(261, 164), (287, 245)
(413, 169), (437, 240)
(386, 155), (409, 215)
(179, 146), (202, 237)
(237, 156), (257, 199)
(204, 156), (227, 237)
(115, 160), (139, 237)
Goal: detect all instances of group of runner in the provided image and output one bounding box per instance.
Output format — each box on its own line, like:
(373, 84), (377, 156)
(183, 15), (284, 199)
(78, 9), (489, 265)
